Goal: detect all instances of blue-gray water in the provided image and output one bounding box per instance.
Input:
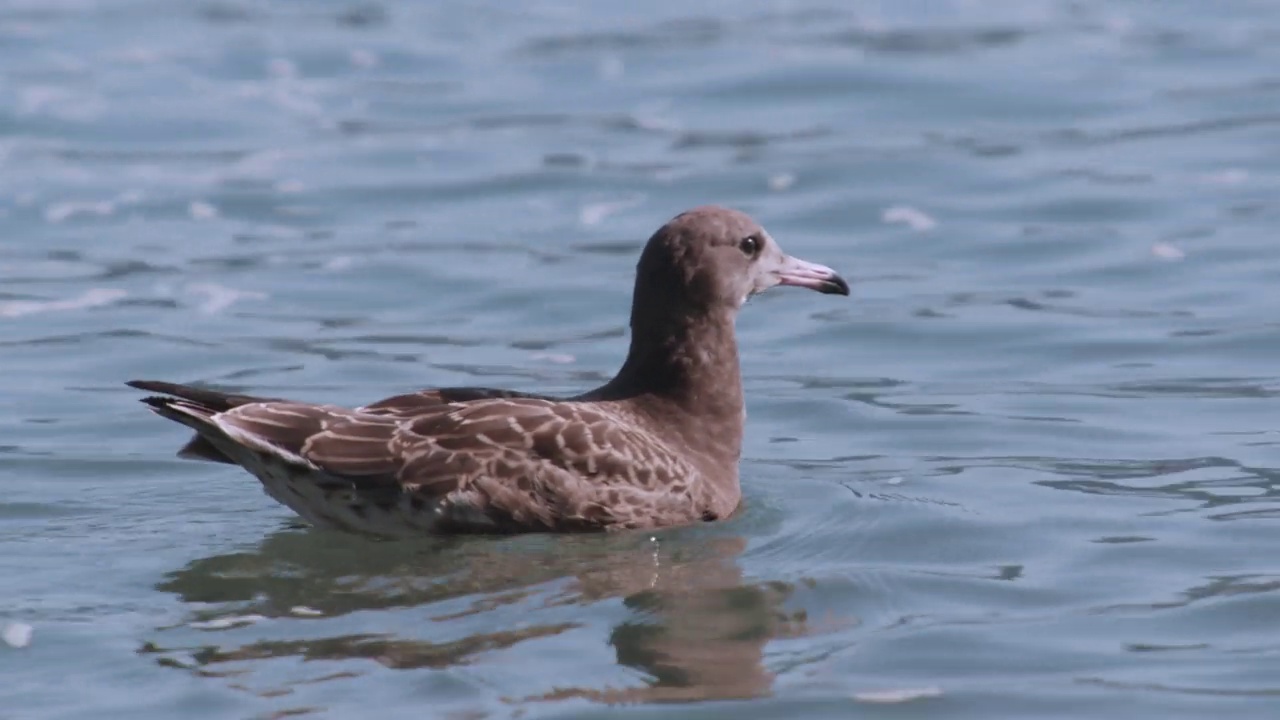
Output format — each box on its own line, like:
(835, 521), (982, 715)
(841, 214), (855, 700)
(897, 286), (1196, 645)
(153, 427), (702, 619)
(3, 1), (1279, 717)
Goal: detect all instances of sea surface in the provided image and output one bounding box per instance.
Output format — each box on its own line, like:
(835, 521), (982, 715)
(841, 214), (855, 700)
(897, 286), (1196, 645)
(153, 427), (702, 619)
(3, 1), (1279, 718)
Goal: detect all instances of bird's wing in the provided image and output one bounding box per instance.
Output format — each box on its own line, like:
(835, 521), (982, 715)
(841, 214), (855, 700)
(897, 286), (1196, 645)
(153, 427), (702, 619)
(214, 397), (703, 531)
(355, 387), (554, 419)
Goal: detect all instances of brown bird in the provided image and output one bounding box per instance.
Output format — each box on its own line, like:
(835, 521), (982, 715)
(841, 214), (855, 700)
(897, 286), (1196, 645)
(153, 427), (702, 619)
(128, 206), (849, 536)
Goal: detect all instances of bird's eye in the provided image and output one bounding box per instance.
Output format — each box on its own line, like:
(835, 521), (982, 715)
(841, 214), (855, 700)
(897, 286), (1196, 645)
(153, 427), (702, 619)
(738, 234), (761, 258)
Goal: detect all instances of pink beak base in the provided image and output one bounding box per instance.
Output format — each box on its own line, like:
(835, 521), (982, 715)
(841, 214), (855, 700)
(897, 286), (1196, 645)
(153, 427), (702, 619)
(776, 256), (850, 295)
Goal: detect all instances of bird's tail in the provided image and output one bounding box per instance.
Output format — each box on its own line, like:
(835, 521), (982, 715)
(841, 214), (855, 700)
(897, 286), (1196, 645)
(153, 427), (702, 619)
(128, 380), (270, 464)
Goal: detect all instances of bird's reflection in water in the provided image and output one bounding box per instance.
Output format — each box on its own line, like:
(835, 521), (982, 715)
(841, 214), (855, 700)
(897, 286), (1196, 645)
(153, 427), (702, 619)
(146, 525), (819, 705)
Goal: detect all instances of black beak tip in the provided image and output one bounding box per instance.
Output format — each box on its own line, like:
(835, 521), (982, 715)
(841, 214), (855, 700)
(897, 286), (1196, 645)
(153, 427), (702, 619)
(822, 274), (851, 296)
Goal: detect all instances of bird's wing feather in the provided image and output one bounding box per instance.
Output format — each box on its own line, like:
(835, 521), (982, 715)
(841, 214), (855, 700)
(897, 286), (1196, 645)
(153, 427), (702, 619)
(215, 397), (702, 530)
(355, 387), (553, 419)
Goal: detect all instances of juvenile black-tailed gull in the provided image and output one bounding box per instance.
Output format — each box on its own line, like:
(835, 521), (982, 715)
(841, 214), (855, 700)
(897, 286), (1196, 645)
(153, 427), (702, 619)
(128, 206), (849, 535)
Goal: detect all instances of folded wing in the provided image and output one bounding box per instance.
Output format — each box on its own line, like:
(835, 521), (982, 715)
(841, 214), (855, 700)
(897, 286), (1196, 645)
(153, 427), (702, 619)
(212, 397), (702, 532)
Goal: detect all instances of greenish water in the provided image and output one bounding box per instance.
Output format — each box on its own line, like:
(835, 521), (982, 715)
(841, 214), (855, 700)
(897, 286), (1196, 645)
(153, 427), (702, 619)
(3, 1), (1280, 718)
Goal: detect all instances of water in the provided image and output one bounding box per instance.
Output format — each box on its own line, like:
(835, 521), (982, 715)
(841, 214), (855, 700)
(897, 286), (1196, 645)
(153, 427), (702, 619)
(3, 0), (1279, 717)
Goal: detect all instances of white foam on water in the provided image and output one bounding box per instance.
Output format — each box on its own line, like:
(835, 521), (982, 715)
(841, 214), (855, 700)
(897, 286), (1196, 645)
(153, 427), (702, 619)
(185, 283), (267, 314)
(531, 352), (576, 364)
(349, 49), (379, 69)
(3, 622), (33, 649)
(854, 686), (943, 703)
(44, 200), (115, 223)
(882, 205), (938, 232)
(1200, 168), (1248, 185)
(267, 57), (298, 80)
(1151, 242), (1185, 261)
(189, 614), (268, 630)
(580, 195), (644, 226)
(768, 172), (797, 191)
(0, 288), (126, 318)
(188, 200), (218, 220)
(322, 255), (356, 271)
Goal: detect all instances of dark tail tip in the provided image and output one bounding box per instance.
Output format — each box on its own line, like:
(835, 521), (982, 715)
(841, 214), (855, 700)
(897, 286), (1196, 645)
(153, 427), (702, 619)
(128, 379), (175, 394)
(125, 379), (271, 411)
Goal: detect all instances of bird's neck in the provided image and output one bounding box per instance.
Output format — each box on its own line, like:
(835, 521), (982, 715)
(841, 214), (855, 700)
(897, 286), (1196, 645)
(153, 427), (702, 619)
(601, 305), (745, 426)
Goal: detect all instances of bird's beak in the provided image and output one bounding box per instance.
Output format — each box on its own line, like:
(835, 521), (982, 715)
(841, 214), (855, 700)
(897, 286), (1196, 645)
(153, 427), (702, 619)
(775, 255), (850, 295)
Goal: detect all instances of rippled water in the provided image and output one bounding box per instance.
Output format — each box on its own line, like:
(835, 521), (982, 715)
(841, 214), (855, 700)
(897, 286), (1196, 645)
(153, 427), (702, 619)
(3, 0), (1280, 717)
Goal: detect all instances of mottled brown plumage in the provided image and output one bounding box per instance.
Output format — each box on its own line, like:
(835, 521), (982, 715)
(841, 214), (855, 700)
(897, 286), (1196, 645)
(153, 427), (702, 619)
(129, 206), (849, 536)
